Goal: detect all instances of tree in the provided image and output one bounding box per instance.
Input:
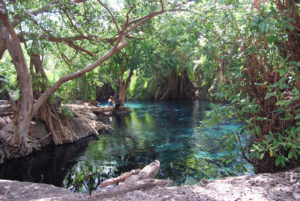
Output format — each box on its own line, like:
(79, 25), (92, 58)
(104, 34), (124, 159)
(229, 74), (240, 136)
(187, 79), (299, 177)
(0, 0), (180, 163)
(195, 0), (300, 172)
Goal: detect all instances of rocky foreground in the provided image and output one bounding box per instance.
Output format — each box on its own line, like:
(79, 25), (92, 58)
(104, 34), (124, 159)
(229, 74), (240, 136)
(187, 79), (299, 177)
(0, 160), (299, 201)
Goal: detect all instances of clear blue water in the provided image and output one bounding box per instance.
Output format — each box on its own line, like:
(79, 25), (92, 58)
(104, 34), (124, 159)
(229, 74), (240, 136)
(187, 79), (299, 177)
(0, 100), (253, 193)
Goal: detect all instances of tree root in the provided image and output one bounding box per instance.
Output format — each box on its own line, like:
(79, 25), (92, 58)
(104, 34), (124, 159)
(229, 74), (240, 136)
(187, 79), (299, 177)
(0, 126), (40, 163)
(39, 102), (77, 145)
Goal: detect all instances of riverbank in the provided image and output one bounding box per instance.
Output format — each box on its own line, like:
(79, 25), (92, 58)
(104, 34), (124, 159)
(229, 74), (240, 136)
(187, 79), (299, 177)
(0, 100), (130, 163)
(0, 161), (299, 201)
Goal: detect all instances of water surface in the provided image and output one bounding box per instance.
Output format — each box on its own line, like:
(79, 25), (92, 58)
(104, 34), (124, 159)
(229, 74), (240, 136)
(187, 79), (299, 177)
(0, 100), (252, 193)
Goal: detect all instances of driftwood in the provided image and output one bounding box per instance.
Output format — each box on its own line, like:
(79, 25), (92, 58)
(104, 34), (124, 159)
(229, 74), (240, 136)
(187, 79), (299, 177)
(91, 160), (173, 200)
(98, 169), (141, 188)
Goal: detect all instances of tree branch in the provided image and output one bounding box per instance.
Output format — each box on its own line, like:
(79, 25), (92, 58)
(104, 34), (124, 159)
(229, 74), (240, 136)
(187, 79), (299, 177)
(61, 5), (84, 36)
(32, 38), (128, 115)
(97, 0), (120, 33)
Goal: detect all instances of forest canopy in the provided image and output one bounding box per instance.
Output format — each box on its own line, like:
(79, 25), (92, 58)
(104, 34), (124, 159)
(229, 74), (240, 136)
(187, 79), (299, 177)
(0, 0), (299, 172)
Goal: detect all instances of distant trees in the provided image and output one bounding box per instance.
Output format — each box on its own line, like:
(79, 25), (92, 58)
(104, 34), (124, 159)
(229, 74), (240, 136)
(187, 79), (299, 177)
(0, 0), (179, 162)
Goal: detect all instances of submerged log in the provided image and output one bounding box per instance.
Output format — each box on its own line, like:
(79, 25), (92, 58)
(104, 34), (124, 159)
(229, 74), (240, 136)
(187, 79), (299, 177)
(91, 160), (172, 200)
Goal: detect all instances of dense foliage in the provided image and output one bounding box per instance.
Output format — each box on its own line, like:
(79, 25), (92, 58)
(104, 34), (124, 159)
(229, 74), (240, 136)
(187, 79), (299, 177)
(0, 0), (299, 171)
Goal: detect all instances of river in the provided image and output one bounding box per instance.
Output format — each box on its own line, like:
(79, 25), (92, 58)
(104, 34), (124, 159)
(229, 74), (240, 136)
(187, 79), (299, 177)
(0, 100), (253, 193)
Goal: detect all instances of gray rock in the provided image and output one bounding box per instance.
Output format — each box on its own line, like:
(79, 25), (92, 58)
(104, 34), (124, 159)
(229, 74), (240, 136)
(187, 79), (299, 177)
(0, 180), (89, 201)
(293, 188), (300, 200)
(71, 117), (93, 139)
(29, 120), (51, 146)
(0, 166), (299, 201)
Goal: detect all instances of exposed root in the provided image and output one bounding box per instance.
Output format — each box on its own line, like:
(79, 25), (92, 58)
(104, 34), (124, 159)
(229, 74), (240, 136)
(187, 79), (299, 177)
(39, 102), (77, 145)
(0, 126), (40, 163)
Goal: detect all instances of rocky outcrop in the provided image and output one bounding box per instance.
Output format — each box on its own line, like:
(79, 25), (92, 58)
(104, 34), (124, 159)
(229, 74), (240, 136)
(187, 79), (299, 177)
(0, 101), (120, 146)
(0, 161), (299, 201)
(0, 180), (89, 201)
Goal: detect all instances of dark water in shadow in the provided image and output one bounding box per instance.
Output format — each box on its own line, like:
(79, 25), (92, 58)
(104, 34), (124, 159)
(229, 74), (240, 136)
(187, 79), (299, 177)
(0, 100), (253, 193)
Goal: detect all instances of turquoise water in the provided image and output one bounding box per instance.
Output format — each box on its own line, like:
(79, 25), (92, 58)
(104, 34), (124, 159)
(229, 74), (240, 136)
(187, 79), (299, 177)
(0, 100), (253, 193)
(65, 100), (253, 192)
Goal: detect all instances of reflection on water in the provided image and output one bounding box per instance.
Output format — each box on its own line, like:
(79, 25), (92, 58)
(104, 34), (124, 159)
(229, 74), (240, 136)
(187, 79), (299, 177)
(0, 100), (253, 194)
(0, 136), (97, 190)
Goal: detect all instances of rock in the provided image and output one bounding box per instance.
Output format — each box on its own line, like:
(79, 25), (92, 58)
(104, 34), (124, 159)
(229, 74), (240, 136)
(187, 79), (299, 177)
(199, 178), (209, 187)
(0, 163), (299, 201)
(84, 112), (98, 120)
(29, 120), (51, 146)
(71, 117), (95, 139)
(0, 180), (89, 201)
(0, 117), (6, 130)
(293, 188), (300, 200)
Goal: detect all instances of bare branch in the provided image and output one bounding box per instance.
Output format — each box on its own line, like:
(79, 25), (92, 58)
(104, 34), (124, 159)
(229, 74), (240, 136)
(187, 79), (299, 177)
(125, 7), (134, 25)
(97, 0), (120, 33)
(61, 5), (84, 36)
(159, 0), (164, 11)
(56, 42), (72, 69)
(125, 11), (163, 35)
(60, 37), (95, 57)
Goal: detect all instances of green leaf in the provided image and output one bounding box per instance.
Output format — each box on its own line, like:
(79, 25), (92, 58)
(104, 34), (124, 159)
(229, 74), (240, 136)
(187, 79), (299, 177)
(288, 151), (294, 159)
(257, 117), (267, 121)
(265, 92), (276, 100)
(260, 152), (265, 160)
(254, 83), (265, 86)
(276, 100), (291, 106)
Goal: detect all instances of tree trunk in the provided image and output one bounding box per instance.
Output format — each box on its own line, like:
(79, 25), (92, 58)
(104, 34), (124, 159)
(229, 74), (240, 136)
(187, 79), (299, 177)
(118, 62), (133, 107)
(0, 0), (169, 163)
(29, 52), (77, 144)
(0, 3), (37, 159)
